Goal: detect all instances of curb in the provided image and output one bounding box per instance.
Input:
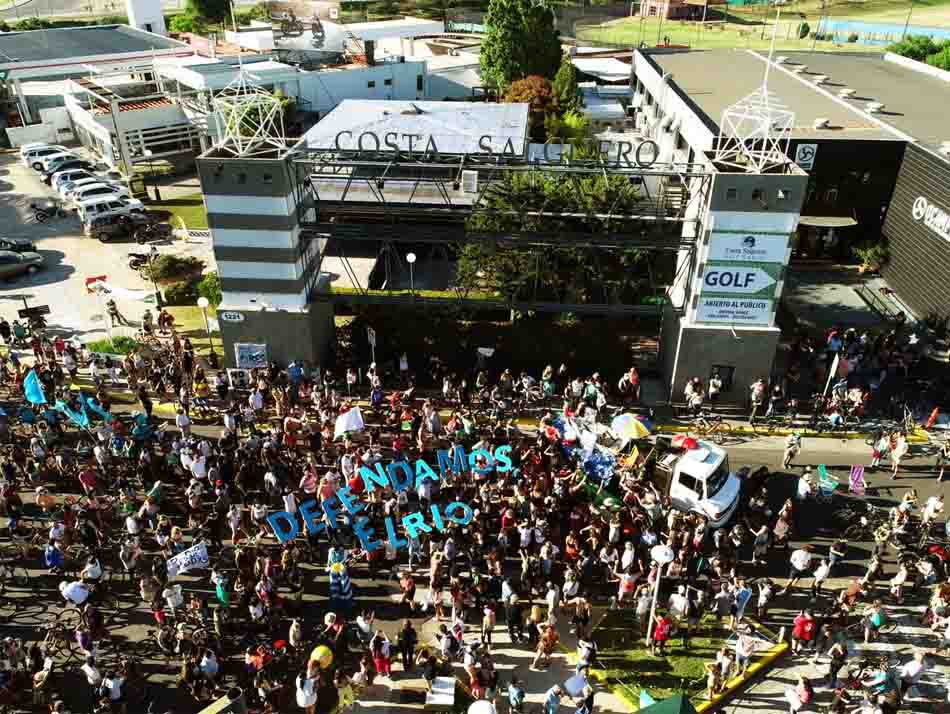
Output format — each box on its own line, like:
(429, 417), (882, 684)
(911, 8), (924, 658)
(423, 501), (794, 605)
(657, 422), (930, 443)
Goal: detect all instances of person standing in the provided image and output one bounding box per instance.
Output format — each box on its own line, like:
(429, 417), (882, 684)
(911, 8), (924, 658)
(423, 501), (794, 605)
(870, 431), (889, 470)
(543, 685), (563, 714)
(397, 620), (417, 672)
(891, 431), (908, 480)
(898, 650), (926, 700)
(938, 440), (950, 482)
(811, 559), (831, 600)
(508, 677), (526, 714)
(824, 639), (848, 688)
(295, 670), (317, 714)
(782, 434), (802, 470)
(779, 545), (813, 596)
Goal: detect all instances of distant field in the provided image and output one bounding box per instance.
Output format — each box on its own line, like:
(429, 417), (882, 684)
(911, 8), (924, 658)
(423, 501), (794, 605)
(577, 0), (950, 51)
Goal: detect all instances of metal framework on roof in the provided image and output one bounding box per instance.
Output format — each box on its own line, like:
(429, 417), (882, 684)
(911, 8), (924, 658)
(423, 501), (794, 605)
(288, 148), (710, 315)
(211, 69), (288, 158)
(713, 84), (795, 174)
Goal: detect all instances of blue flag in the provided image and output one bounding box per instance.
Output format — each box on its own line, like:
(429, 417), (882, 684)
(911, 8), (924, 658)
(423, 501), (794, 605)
(80, 392), (112, 424)
(54, 400), (89, 429)
(23, 369), (46, 405)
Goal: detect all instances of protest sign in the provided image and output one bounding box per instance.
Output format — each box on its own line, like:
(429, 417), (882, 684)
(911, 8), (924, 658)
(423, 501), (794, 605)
(167, 542), (209, 577)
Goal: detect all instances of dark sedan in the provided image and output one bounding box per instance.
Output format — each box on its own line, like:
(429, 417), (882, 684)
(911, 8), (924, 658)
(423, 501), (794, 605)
(0, 237), (36, 253)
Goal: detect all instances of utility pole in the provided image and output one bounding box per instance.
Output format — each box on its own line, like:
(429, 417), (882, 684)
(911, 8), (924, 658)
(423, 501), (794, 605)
(902, 0), (915, 40)
(811, 0), (827, 52)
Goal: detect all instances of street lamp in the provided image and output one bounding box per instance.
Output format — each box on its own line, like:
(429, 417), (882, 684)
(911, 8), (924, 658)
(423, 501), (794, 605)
(197, 296), (214, 355)
(144, 149), (161, 202)
(406, 252), (417, 294)
(645, 544), (675, 647)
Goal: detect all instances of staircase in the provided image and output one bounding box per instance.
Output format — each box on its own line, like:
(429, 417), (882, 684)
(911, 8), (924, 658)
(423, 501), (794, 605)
(342, 26), (367, 65)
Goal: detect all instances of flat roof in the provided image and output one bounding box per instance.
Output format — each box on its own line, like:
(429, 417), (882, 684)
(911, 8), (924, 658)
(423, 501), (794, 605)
(304, 99), (529, 154)
(777, 51), (950, 154)
(0, 25), (186, 67)
(646, 49), (897, 142)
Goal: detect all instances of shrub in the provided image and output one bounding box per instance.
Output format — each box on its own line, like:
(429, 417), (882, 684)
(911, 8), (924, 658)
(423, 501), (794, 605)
(926, 47), (950, 72)
(887, 35), (944, 61)
(848, 33), (859, 43)
(197, 272), (222, 308)
(87, 336), (139, 355)
(233, 2), (269, 24)
(12, 18), (51, 30)
(163, 280), (199, 306)
(797, 22), (809, 39)
(853, 241), (889, 268)
(168, 13), (202, 33)
(145, 255), (204, 282)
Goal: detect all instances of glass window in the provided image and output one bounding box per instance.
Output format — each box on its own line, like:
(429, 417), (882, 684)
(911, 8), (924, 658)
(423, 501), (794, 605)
(367, 80), (376, 88)
(678, 474), (700, 495)
(384, 78), (392, 86)
(417, 75), (424, 91)
(706, 456), (731, 499)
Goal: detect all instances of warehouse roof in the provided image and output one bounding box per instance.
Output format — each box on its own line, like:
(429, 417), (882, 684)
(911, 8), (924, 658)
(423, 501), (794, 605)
(776, 51), (950, 154)
(645, 48), (898, 142)
(0, 25), (187, 68)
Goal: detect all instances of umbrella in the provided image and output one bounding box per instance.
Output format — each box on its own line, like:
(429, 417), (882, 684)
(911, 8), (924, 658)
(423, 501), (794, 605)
(671, 434), (699, 450)
(637, 693), (699, 714)
(611, 413), (651, 441)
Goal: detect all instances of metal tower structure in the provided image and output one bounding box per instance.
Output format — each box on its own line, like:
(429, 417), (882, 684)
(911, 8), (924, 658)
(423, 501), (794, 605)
(713, 9), (795, 173)
(211, 68), (287, 157)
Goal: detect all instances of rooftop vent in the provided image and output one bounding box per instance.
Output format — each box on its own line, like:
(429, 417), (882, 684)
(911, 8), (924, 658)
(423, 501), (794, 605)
(866, 101), (885, 113)
(940, 141), (950, 157)
(775, 56), (788, 64)
(813, 75), (828, 84)
(793, 65), (807, 74)
(838, 88), (856, 98)
(813, 117), (831, 129)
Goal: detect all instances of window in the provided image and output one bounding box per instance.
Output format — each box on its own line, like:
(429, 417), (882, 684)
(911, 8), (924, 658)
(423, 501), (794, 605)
(726, 188), (739, 201)
(825, 187), (839, 203)
(417, 74), (424, 92)
(675, 133), (686, 151)
(751, 188), (764, 202)
(384, 78), (392, 86)
(777, 188), (791, 201)
(262, 174), (273, 184)
(145, 23), (152, 32)
(706, 456), (731, 499)
(367, 80), (376, 88)
(237, 172), (247, 184)
(678, 474), (701, 495)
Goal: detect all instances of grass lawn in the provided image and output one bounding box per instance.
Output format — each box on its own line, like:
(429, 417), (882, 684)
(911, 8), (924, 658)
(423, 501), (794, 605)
(167, 306), (223, 360)
(147, 193), (209, 231)
(593, 608), (724, 707)
(729, 0), (950, 25)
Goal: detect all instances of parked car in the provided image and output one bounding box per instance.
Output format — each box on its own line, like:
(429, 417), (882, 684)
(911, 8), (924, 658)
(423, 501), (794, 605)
(51, 170), (95, 192)
(76, 196), (145, 223)
(0, 237), (36, 253)
(19, 142), (51, 160)
(0, 250), (44, 280)
(62, 177), (123, 200)
(42, 159), (95, 184)
(38, 152), (81, 174)
(21, 145), (69, 170)
(71, 183), (132, 204)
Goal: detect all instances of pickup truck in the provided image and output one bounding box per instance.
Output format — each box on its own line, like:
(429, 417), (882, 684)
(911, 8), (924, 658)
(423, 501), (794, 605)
(652, 439), (741, 527)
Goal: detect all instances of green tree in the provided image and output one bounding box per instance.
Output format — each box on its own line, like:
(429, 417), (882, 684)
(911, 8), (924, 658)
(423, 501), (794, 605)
(185, 0), (230, 23)
(552, 53), (581, 114)
(503, 75), (555, 141)
(480, 0), (560, 89)
(416, 0), (456, 26)
(197, 272), (223, 308)
(370, 0), (400, 17)
(887, 35), (944, 61)
(545, 110), (589, 144)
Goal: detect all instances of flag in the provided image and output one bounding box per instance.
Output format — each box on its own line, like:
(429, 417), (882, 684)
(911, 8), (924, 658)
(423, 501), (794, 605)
(23, 369), (46, 405)
(54, 400), (89, 429)
(334, 407), (365, 440)
(329, 566), (353, 603)
(80, 392), (112, 424)
(167, 542), (210, 577)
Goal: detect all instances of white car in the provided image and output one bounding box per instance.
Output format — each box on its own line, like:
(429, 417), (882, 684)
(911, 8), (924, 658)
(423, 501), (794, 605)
(76, 196), (144, 223)
(71, 183), (131, 204)
(60, 176), (122, 199)
(51, 169), (95, 192)
(19, 142), (52, 160)
(38, 152), (81, 174)
(22, 145), (69, 170)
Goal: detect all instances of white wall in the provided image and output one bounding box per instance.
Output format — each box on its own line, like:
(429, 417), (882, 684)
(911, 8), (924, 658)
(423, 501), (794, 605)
(298, 61), (426, 115)
(115, 102), (189, 132)
(126, 0), (168, 36)
(224, 22), (276, 52)
(38, 107), (75, 143)
(427, 66), (480, 100)
(5, 124), (56, 147)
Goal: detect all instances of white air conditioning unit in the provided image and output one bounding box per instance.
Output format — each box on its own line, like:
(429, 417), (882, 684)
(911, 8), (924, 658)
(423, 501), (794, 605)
(838, 88), (855, 98)
(813, 74), (828, 84)
(940, 141), (950, 158)
(793, 65), (807, 74)
(866, 101), (885, 113)
(461, 170), (478, 193)
(813, 117), (830, 129)
(775, 56), (788, 64)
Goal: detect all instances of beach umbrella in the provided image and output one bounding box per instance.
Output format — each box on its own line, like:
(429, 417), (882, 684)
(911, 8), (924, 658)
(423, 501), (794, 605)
(611, 413), (651, 441)
(309, 645), (334, 669)
(636, 414), (654, 431)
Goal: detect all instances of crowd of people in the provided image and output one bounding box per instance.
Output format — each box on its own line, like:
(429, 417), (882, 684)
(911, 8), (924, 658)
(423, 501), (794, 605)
(0, 313), (944, 714)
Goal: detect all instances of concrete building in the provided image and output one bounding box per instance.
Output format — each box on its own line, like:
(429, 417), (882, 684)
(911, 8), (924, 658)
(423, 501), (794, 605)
(125, 0), (167, 36)
(640, 0), (726, 20)
(0, 24), (191, 144)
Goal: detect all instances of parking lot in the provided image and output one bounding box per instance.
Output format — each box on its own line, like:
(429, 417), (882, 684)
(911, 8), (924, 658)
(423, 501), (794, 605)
(0, 150), (212, 342)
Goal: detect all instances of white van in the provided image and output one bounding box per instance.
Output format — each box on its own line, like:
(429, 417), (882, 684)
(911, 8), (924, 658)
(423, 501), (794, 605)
(655, 440), (741, 527)
(22, 145), (69, 169)
(76, 196), (144, 223)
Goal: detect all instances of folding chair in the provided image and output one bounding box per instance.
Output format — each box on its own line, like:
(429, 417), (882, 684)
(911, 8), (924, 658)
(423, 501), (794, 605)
(849, 465), (866, 496)
(817, 464), (838, 502)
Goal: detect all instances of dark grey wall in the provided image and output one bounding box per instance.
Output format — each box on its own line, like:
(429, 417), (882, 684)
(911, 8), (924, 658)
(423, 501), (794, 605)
(196, 155), (294, 197)
(708, 170), (809, 214)
(672, 324), (780, 403)
(882, 144), (950, 320)
(219, 303), (335, 368)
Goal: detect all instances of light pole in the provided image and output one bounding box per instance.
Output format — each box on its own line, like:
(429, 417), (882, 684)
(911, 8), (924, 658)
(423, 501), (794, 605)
(197, 296), (214, 355)
(645, 544), (675, 647)
(406, 252), (417, 294)
(902, 0), (915, 40)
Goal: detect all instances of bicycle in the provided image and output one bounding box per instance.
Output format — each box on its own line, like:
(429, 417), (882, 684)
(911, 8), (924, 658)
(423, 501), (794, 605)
(689, 412), (732, 445)
(30, 199), (69, 223)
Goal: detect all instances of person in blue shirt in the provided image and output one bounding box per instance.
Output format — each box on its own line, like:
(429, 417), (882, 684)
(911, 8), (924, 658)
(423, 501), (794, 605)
(544, 685), (563, 714)
(45, 540), (65, 573)
(508, 676), (525, 714)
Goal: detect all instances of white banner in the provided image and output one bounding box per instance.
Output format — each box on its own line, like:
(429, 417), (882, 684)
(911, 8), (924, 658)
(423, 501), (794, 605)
(167, 542), (209, 577)
(696, 297), (773, 326)
(707, 233), (788, 263)
(334, 406), (365, 440)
